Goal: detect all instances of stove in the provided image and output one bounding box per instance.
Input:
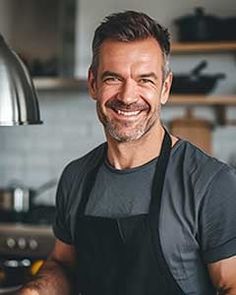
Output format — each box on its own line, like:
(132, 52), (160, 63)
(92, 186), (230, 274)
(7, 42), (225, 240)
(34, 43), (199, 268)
(0, 207), (56, 291)
(0, 223), (55, 258)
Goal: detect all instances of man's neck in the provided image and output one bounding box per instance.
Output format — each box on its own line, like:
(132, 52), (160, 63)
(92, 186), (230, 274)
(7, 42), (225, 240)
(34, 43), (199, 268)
(106, 126), (167, 170)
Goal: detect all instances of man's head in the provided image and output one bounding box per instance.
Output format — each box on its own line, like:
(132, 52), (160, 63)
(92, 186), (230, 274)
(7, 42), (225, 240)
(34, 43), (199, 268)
(90, 10), (171, 80)
(88, 11), (173, 143)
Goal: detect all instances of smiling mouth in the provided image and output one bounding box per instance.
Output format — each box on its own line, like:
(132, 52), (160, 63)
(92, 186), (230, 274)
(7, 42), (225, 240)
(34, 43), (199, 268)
(106, 100), (149, 118)
(115, 109), (142, 117)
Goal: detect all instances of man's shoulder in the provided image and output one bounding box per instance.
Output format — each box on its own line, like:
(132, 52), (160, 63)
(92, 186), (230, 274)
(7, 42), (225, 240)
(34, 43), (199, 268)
(173, 140), (232, 191)
(174, 139), (226, 171)
(62, 142), (106, 178)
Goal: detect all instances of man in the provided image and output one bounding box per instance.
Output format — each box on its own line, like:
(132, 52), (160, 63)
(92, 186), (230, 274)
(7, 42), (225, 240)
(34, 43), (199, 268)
(19, 11), (236, 295)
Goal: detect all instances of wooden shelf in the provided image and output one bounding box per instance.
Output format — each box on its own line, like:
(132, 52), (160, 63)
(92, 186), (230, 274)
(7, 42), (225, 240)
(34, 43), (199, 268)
(168, 95), (236, 106)
(171, 41), (236, 54)
(33, 78), (236, 125)
(168, 95), (236, 125)
(33, 78), (236, 105)
(33, 77), (88, 91)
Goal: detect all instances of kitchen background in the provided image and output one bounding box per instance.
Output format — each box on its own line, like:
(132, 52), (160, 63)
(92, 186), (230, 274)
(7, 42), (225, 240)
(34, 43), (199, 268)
(0, 0), (236, 207)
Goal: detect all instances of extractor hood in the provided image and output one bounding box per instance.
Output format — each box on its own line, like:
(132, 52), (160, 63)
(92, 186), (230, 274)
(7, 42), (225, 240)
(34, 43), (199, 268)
(0, 34), (42, 126)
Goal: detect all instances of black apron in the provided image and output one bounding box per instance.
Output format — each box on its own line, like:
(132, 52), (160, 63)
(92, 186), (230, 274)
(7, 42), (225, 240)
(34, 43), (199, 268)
(74, 130), (184, 294)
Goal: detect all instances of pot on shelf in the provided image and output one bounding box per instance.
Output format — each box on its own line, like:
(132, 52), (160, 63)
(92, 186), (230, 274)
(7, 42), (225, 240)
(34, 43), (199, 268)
(220, 17), (236, 41)
(174, 7), (221, 42)
(0, 179), (57, 222)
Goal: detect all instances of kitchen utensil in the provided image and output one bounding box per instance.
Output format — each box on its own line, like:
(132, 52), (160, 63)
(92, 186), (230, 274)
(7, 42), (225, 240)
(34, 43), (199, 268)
(171, 61), (226, 94)
(174, 7), (221, 42)
(0, 179), (57, 221)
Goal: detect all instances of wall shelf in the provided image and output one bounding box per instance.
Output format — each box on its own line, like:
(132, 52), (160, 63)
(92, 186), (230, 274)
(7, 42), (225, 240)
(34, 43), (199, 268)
(168, 95), (236, 125)
(34, 77), (88, 91)
(168, 95), (236, 105)
(33, 78), (236, 105)
(33, 77), (236, 125)
(33, 41), (236, 90)
(33, 78), (236, 104)
(171, 41), (236, 54)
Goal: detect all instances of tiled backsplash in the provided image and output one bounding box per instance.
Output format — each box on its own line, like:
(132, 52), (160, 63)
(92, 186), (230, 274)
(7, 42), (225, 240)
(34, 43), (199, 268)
(1, 91), (236, 205)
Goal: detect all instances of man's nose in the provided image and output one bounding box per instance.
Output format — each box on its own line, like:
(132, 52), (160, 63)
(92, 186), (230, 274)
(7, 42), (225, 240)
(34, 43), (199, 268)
(117, 80), (138, 105)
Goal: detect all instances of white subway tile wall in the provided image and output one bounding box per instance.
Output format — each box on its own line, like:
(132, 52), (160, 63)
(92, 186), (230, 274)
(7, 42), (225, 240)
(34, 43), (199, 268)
(0, 91), (236, 204)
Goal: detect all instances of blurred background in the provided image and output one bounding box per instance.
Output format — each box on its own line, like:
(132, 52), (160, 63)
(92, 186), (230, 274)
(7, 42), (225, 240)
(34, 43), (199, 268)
(0, 0), (236, 291)
(0, 0), (236, 204)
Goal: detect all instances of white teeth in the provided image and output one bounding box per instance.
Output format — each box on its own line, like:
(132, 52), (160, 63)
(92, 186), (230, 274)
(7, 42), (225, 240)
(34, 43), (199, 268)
(117, 109), (140, 116)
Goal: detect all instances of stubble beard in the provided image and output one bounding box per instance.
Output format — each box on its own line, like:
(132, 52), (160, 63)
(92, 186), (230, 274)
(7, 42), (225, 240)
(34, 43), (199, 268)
(96, 102), (161, 143)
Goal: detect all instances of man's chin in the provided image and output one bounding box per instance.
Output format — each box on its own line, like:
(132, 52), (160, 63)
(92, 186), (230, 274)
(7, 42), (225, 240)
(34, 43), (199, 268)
(106, 128), (145, 143)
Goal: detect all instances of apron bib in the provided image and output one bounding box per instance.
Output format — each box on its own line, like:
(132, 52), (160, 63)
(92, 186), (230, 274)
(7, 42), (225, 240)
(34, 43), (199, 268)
(74, 130), (183, 294)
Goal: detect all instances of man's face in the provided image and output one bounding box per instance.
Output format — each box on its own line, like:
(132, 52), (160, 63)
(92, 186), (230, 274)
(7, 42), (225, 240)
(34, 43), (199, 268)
(88, 37), (172, 143)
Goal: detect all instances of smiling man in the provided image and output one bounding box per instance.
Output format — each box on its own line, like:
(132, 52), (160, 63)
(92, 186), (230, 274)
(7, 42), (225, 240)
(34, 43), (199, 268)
(89, 38), (170, 143)
(19, 11), (236, 295)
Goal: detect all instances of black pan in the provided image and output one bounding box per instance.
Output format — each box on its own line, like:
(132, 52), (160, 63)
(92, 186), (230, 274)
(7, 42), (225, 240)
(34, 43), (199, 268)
(171, 61), (226, 94)
(171, 74), (225, 94)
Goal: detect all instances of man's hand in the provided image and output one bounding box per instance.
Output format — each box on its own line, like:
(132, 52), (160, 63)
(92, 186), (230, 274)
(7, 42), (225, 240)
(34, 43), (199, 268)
(208, 255), (236, 294)
(17, 288), (39, 295)
(17, 239), (77, 295)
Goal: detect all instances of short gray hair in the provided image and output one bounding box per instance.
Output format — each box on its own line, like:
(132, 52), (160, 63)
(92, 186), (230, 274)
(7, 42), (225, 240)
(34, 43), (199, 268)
(90, 10), (171, 79)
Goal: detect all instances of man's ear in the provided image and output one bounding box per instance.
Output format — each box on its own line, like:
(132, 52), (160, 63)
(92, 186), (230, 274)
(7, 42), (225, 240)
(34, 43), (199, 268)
(160, 72), (173, 105)
(88, 68), (97, 100)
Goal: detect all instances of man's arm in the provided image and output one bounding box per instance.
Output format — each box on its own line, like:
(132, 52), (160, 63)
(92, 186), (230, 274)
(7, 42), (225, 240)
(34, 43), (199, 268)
(17, 239), (77, 295)
(208, 256), (236, 294)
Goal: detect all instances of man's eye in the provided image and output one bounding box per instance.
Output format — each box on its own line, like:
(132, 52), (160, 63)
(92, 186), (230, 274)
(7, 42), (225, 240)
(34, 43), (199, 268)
(140, 78), (154, 84)
(104, 77), (120, 84)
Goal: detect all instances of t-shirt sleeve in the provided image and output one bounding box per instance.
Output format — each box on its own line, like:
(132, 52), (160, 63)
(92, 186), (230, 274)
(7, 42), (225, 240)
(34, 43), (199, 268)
(199, 165), (236, 263)
(53, 166), (73, 244)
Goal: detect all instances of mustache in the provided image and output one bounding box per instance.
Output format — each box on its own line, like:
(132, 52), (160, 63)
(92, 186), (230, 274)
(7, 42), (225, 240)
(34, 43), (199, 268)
(106, 100), (148, 111)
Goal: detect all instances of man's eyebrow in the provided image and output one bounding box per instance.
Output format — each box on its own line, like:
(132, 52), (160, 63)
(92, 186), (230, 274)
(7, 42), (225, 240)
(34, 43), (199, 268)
(139, 72), (158, 80)
(100, 71), (158, 80)
(101, 71), (122, 80)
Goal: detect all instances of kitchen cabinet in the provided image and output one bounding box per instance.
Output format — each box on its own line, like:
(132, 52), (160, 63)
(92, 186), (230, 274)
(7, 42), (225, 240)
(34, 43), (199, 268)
(0, 0), (77, 77)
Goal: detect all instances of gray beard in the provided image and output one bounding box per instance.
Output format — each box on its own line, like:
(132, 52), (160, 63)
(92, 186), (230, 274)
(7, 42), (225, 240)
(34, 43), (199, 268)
(104, 119), (156, 142)
(97, 102), (160, 143)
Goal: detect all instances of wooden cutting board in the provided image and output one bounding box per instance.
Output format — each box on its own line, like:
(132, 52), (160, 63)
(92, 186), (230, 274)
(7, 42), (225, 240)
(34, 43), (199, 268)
(169, 110), (212, 154)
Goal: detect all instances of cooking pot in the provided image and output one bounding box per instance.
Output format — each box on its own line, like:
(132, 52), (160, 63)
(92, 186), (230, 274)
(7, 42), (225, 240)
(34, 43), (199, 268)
(174, 7), (221, 42)
(171, 60), (226, 94)
(221, 17), (236, 41)
(0, 179), (57, 222)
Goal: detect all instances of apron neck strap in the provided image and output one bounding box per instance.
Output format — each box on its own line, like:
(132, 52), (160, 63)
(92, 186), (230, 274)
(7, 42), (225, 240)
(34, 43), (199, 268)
(149, 128), (172, 218)
(77, 144), (107, 216)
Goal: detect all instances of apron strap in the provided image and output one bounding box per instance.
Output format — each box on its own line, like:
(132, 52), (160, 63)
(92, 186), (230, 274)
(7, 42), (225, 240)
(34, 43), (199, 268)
(77, 144), (107, 216)
(149, 128), (172, 219)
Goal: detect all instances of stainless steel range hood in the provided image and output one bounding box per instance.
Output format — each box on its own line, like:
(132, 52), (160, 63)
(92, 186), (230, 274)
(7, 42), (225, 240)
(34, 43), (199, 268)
(0, 34), (42, 126)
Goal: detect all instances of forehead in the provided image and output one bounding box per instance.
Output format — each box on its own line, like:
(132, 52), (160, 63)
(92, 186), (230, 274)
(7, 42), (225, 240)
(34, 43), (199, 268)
(97, 37), (163, 73)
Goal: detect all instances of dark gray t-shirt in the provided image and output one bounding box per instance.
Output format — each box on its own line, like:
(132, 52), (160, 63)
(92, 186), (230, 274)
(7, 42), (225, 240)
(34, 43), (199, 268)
(53, 140), (236, 294)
